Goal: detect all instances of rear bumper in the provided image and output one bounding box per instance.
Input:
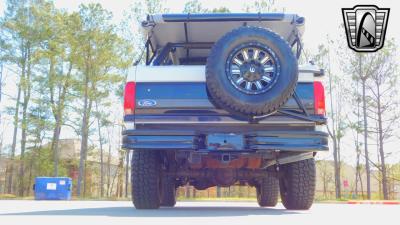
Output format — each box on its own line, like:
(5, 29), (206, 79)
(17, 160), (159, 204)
(122, 129), (328, 152)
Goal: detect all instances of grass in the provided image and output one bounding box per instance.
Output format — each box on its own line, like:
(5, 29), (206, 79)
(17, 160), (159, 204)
(0, 194), (17, 199)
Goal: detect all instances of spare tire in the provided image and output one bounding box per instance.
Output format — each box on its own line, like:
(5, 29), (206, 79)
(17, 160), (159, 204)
(206, 26), (298, 118)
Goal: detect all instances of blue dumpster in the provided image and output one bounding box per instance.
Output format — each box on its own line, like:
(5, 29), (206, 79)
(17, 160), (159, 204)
(34, 177), (72, 200)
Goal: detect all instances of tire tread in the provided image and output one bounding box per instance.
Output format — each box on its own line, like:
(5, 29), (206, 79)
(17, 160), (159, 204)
(131, 150), (161, 209)
(280, 158), (316, 210)
(257, 175), (279, 207)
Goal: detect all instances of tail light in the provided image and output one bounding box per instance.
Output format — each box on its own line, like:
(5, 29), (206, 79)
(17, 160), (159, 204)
(313, 81), (326, 116)
(124, 82), (136, 115)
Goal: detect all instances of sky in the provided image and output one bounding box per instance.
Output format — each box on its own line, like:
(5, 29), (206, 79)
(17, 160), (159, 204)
(50, 0), (400, 53)
(1, 0), (400, 164)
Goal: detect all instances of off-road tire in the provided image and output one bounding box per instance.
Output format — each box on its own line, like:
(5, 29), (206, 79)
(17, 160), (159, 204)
(206, 26), (298, 118)
(131, 150), (161, 209)
(160, 177), (176, 207)
(279, 158), (316, 210)
(256, 175), (279, 207)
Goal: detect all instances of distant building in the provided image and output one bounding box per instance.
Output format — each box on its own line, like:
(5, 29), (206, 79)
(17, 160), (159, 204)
(50, 138), (119, 164)
(42, 139), (123, 197)
(57, 139), (81, 160)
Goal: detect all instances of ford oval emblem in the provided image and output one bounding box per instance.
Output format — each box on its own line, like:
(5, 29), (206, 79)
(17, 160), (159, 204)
(137, 99), (157, 107)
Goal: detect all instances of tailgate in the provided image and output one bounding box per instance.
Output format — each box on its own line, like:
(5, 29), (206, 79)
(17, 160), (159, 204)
(127, 65), (321, 127)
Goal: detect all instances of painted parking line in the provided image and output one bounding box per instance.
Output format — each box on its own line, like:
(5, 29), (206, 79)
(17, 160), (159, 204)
(347, 201), (400, 205)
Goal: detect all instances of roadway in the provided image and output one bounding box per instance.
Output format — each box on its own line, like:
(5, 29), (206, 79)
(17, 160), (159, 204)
(0, 200), (398, 225)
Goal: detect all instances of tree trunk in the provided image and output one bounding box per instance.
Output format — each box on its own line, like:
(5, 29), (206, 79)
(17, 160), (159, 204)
(107, 139), (111, 197)
(7, 82), (21, 194)
(116, 150), (124, 198)
(359, 171), (364, 199)
(326, 49), (341, 199)
(361, 78), (371, 199)
(95, 102), (105, 198)
(27, 155), (34, 196)
(327, 83), (341, 198)
(125, 151), (129, 198)
(19, 46), (31, 197)
(77, 74), (90, 197)
(216, 186), (221, 198)
(51, 105), (66, 178)
(332, 137), (341, 198)
(50, 60), (72, 177)
(48, 56), (59, 177)
(78, 111), (89, 197)
(376, 85), (388, 199)
(84, 161), (89, 197)
(355, 150), (361, 197)
(51, 120), (61, 177)
(323, 175), (327, 198)
(106, 128), (111, 197)
(185, 184), (190, 198)
(19, 98), (28, 197)
(109, 167), (118, 197)
(354, 82), (361, 198)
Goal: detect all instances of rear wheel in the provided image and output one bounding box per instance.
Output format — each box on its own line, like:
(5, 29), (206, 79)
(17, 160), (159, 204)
(256, 175), (279, 207)
(279, 158), (316, 210)
(131, 150), (161, 209)
(160, 177), (176, 207)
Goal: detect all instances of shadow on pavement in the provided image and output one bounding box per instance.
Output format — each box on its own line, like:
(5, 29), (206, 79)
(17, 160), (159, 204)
(1, 206), (301, 217)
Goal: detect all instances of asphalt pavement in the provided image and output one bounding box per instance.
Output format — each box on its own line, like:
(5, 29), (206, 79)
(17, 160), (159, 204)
(0, 200), (398, 225)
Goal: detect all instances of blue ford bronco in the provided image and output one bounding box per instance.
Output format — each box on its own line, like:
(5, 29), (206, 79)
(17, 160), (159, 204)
(123, 13), (328, 210)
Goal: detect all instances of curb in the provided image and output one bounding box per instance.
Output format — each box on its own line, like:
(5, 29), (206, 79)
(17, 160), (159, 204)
(347, 201), (400, 205)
